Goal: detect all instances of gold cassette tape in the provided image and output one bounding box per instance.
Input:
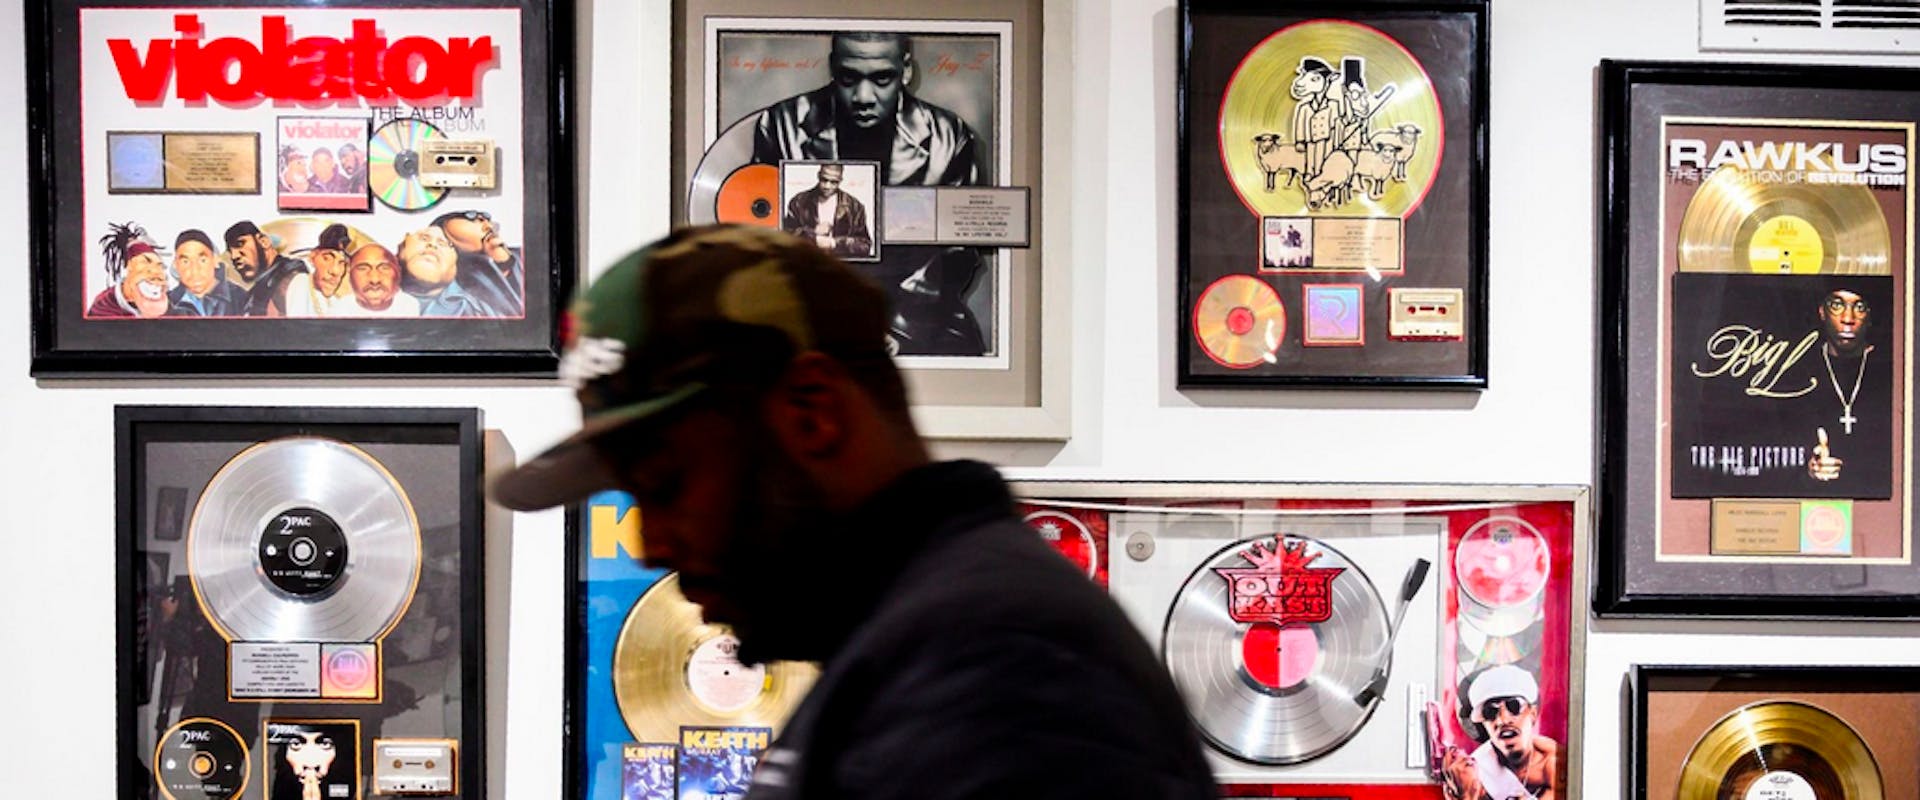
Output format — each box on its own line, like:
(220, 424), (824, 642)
(372, 738), (457, 795)
(418, 139), (496, 189)
(1387, 287), (1464, 341)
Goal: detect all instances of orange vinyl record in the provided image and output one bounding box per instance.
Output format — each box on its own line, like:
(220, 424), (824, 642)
(715, 164), (780, 228)
(1194, 274), (1286, 368)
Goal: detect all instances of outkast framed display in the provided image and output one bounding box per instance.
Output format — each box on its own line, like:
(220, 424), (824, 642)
(669, 0), (1073, 440)
(1178, 0), (1490, 388)
(1011, 482), (1587, 798)
(116, 406), (485, 800)
(1629, 665), (1920, 800)
(28, 0), (575, 377)
(1598, 61), (1920, 618)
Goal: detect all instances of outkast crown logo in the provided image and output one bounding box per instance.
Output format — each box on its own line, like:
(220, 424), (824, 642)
(1213, 536), (1344, 626)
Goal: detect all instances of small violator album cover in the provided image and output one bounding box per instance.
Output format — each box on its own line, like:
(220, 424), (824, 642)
(276, 116), (371, 212)
(622, 743), (677, 800)
(1659, 117), (1913, 564)
(677, 726), (770, 800)
(264, 719), (360, 800)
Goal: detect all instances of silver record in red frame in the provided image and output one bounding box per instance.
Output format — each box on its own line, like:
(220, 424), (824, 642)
(1161, 534), (1390, 765)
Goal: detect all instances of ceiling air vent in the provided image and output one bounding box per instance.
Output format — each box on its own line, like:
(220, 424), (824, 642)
(1702, 0), (1920, 52)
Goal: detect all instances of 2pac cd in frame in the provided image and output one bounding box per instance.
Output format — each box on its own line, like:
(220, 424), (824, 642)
(116, 406), (484, 800)
(1598, 61), (1920, 618)
(1178, 0), (1489, 388)
(1011, 482), (1587, 798)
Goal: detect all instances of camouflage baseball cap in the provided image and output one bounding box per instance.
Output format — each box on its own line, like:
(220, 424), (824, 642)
(491, 224), (891, 511)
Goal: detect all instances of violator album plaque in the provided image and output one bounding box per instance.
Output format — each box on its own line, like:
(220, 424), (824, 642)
(565, 491), (816, 800)
(116, 406), (485, 799)
(1012, 482), (1587, 798)
(28, 0), (575, 376)
(1178, 0), (1489, 388)
(1599, 61), (1920, 617)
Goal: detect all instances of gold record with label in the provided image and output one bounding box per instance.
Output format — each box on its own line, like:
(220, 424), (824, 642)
(1194, 274), (1285, 368)
(1676, 165), (1892, 275)
(1676, 700), (1882, 800)
(612, 572), (817, 741)
(1218, 19), (1444, 219)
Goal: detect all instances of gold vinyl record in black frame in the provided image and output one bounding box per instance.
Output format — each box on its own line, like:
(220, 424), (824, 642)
(1676, 700), (1883, 800)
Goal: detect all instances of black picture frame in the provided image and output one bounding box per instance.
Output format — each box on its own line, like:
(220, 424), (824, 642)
(116, 405), (485, 799)
(1177, 0), (1490, 389)
(1627, 664), (1920, 800)
(1597, 60), (1920, 618)
(28, 1), (576, 377)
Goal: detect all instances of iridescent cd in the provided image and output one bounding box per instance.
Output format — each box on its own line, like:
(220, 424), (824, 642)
(368, 118), (449, 212)
(1162, 534), (1389, 765)
(187, 437), (421, 643)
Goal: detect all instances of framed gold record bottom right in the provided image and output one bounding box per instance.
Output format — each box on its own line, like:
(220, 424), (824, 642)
(1631, 665), (1920, 800)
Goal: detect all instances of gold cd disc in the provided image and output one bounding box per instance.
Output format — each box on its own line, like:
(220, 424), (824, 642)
(1194, 274), (1285, 368)
(612, 572), (817, 742)
(1218, 19), (1444, 219)
(1677, 700), (1883, 800)
(1676, 165), (1892, 275)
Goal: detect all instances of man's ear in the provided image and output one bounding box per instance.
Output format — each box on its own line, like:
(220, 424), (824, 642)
(765, 353), (849, 460)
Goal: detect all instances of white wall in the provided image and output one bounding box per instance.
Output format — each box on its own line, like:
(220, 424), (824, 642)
(4, 0), (1920, 796)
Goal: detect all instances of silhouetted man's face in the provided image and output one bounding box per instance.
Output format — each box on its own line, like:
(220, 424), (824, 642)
(1821, 289), (1870, 355)
(830, 37), (908, 131)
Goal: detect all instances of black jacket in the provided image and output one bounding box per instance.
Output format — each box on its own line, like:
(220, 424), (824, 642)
(744, 461), (1215, 799)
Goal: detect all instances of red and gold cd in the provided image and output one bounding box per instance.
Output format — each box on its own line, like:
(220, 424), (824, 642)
(1194, 274), (1285, 368)
(715, 164), (780, 228)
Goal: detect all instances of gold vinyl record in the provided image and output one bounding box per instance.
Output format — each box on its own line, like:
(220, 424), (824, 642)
(1677, 700), (1883, 800)
(612, 572), (817, 742)
(1194, 274), (1285, 368)
(1676, 165), (1892, 275)
(1219, 20), (1443, 219)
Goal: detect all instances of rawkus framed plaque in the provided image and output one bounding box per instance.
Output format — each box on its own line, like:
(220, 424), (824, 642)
(1598, 60), (1920, 617)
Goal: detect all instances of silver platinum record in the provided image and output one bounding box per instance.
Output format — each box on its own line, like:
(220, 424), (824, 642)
(188, 437), (421, 643)
(686, 112), (760, 225)
(1162, 534), (1390, 765)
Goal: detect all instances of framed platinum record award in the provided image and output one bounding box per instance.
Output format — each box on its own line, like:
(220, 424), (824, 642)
(1011, 482), (1588, 798)
(116, 406), (484, 799)
(1599, 61), (1920, 618)
(669, 0), (1073, 440)
(1178, 0), (1490, 388)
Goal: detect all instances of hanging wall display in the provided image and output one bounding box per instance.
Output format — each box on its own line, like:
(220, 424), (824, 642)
(116, 406), (486, 799)
(565, 491), (817, 800)
(1629, 665), (1920, 800)
(1178, 0), (1489, 388)
(1598, 60), (1920, 617)
(28, 0), (575, 376)
(1012, 482), (1587, 798)
(669, 0), (1072, 439)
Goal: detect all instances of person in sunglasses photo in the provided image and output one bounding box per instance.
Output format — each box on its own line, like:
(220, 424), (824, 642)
(1440, 664), (1560, 800)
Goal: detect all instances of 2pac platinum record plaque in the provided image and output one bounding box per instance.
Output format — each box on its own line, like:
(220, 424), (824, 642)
(1162, 534), (1390, 765)
(187, 437), (421, 644)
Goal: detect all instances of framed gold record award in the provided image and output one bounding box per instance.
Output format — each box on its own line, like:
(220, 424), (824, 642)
(1178, 0), (1489, 388)
(669, 0), (1073, 440)
(1631, 665), (1920, 800)
(116, 406), (485, 799)
(1599, 62), (1920, 618)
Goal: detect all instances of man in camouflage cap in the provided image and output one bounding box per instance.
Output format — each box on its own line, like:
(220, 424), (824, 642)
(495, 225), (1214, 799)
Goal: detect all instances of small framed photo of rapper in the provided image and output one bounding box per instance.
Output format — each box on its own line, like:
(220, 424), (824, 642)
(1598, 60), (1920, 617)
(27, 0), (576, 376)
(670, 0), (1073, 440)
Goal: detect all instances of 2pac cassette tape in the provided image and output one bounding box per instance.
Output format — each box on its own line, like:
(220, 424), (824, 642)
(418, 139), (496, 189)
(1388, 287), (1465, 341)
